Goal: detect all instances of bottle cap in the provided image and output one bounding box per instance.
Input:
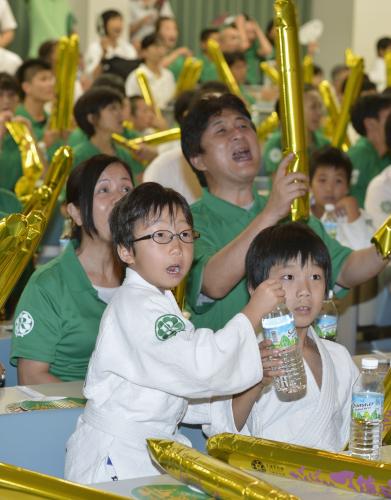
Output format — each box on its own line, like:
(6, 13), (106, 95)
(327, 290), (333, 300)
(324, 203), (335, 212)
(362, 357), (379, 369)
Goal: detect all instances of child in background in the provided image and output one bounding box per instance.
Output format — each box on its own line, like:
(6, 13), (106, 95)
(65, 182), (285, 483)
(205, 223), (359, 452)
(224, 51), (256, 106)
(310, 146), (374, 250)
(199, 27), (219, 83)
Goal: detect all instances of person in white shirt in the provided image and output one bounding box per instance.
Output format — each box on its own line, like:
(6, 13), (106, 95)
(85, 9), (137, 79)
(129, 0), (174, 45)
(64, 182), (283, 483)
(0, 0), (17, 48)
(125, 33), (175, 110)
(369, 37), (391, 93)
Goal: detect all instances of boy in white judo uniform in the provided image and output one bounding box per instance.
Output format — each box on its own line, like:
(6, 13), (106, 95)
(205, 223), (359, 452)
(64, 182), (287, 484)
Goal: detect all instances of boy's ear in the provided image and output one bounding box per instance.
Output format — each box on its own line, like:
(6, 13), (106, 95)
(117, 244), (135, 266)
(190, 154), (207, 172)
(363, 116), (376, 135)
(67, 203), (82, 227)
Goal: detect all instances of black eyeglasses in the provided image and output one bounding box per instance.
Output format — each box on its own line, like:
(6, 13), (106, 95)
(131, 229), (200, 245)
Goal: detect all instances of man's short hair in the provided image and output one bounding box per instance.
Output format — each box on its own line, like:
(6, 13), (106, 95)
(377, 37), (391, 56)
(110, 182), (193, 252)
(91, 73), (125, 96)
(200, 27), (219, 43)
(245, 222), (331, 293)
(309, 146), (353, 184)
(0, 72), (21, 96)
(224, 51), (246, 67)
(15, 58), (52, 98)
(181, 93), (254, 186)
(351, 94), (391, 136)
(74, 86), (124, 137)
(141, 33), (162, 51)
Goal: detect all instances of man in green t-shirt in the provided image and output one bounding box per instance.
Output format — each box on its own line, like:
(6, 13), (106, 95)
(348, 94), (391, 207)
(180, 93), (389, 330)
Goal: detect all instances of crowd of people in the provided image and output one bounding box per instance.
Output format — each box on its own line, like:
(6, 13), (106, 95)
(1, 0), (391, 485)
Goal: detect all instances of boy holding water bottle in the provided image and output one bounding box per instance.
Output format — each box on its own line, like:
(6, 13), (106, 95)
(205, 222), (359, 453)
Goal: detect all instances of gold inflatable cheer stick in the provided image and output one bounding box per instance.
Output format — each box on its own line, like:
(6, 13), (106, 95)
(302, 54), (314, 85)
(5, 121), (44, 201)
(50, 34), (79, 131)
(257, 111), (279, 142)
(345, 48), (359, 68)
(385, 50), (391, 88)
(275, 0), (310, 221)
(207, 433), (391, 498)
(135, 68), (162, 119)
(318, 80), (350, 150)
(175, 57), (203, 96)
(260, 62), (279, 85)
(147, 439), (298, 499)
(206, 38), (242, 97)
(371, 214), (391, 260)
(331, 57), (364, 149)
(112, 127), (181, 152)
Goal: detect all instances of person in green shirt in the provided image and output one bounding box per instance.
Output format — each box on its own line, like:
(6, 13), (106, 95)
(156, 16), (192, 80)
(72, 86), (145, 183)
(199, 28), (219, 83)
(348, 94), (391, 207)
(263, 84), (330, 179)
(224, 51), (256, 106)
(180, 93), (389, 330)
(11, 154), (134, 384)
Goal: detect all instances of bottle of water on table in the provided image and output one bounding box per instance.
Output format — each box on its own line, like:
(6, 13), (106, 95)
(349, 357), (384, 460)
(262, 303), (306, 398)
(314, 290), (338, 341)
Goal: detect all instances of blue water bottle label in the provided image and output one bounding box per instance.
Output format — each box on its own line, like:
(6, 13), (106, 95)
(314, 314), (337, 340)
(323, 220), (337, 239)
(262, 314), (297, 348)
(351, 392), (384, 421)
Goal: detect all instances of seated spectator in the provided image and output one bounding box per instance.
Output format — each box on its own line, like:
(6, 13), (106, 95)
(330, 64), (350, 102)
(85, 10), (137, 79)
(128, 94), (167, 133)
(125, 33), (175, 110)
(224, 51), (256, 106)
(129, 0), (174, 46)
(310, 146), (374, 250)
(369, 37), (391, 92)
(199, 27), (219, 83)
(11, 154), (134, 384)
(348, 94), (391, 207)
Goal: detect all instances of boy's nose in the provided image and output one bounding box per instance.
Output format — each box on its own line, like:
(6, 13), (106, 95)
(297, 280), (311, 296)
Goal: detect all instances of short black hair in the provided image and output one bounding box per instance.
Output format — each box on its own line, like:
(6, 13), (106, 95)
(377, 37), (391, 56)
(141, 33), (162, 51)
(245, 222), (331, 294)
(224, 51), (246, 67)
(74, 86), (124, 137)
(174, 90), (196, 125)
(66, 154), (133, 242)
(15, 58), (52, 98)
(200, 27), (219, 43)
(38, 40), (58, 64)
(91, 73), (125, 96)
(310, 146), (353, 184)
(313, 64), (324, 78)
(110, 182), (193, 252)
(0, 72), (21, 96)
(351, 94), (391, 136)
(97, 9), (122, 36)
(340, 73), (376, 97)
(181, 92), (254, 186)
(129, 95), (144, 115)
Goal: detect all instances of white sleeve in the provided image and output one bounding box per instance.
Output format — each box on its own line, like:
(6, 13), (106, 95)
(365, 167), (391, 229)
(125, 70), (140, 97)
(95, 291), (262, 400)
(202, 396), (252, 437)
(84, 41), (102, 76)
(336, 211), (374, 250)
(0, 0), (17, 31)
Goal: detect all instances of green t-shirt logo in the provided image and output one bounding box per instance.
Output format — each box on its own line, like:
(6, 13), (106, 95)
(155, 314), (185, 341)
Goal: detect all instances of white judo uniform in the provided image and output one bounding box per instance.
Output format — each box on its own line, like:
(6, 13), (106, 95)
(205, 327), (359, 452)
(64, 268), (262, 484)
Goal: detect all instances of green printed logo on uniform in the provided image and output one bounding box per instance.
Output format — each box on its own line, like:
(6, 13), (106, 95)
(380, 200), (391, 214)
(155, 314), (185, 341)
(14, 310), (34, 337)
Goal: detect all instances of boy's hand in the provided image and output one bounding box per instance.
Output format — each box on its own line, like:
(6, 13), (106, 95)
(243, 279), (285, 330)
(259, 339), (285, 388)
(335, 196), (360, 222)
(263, 154), (308, 223)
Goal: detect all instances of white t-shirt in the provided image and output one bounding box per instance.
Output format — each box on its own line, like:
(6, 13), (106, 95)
(125, 62), (175, 109)
(84, 39), (138, 76)
(129, 0), (174, 41)
(369, 56), (386, 92)
(365, 164), (391, 228)
(0, 0), (17, 32)
(0, 47), (22, 74)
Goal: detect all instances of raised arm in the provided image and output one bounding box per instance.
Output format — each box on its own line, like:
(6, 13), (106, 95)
(336, 245), (388, 289)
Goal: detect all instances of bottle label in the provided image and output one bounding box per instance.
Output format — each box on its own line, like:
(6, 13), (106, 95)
(314, 314), (337, 340)
(262, 314), (298, 348)
(351, 392), (384, 422)
(323, 220), (337, 239)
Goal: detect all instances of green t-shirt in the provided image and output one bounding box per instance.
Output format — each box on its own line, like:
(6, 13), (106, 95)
(262, 129), (330, 176)
(0, 133), (23, 191)
(168, 54), (186, 81)
(187, 187), (352, 330)
(199, 54), (219, 83)
(348, 136), (391, 208)
(11, 240), (107, 381)
(0, 188), (22, 214)
(245, 40), (263, 85)
(72, 140), (144, 181)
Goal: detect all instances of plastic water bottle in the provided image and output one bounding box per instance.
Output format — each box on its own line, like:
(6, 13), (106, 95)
(262, 303), (306, 397)
(321, 204), (338, 239)
(349, 358), (384, 460)
(314, 291), (338, 341)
